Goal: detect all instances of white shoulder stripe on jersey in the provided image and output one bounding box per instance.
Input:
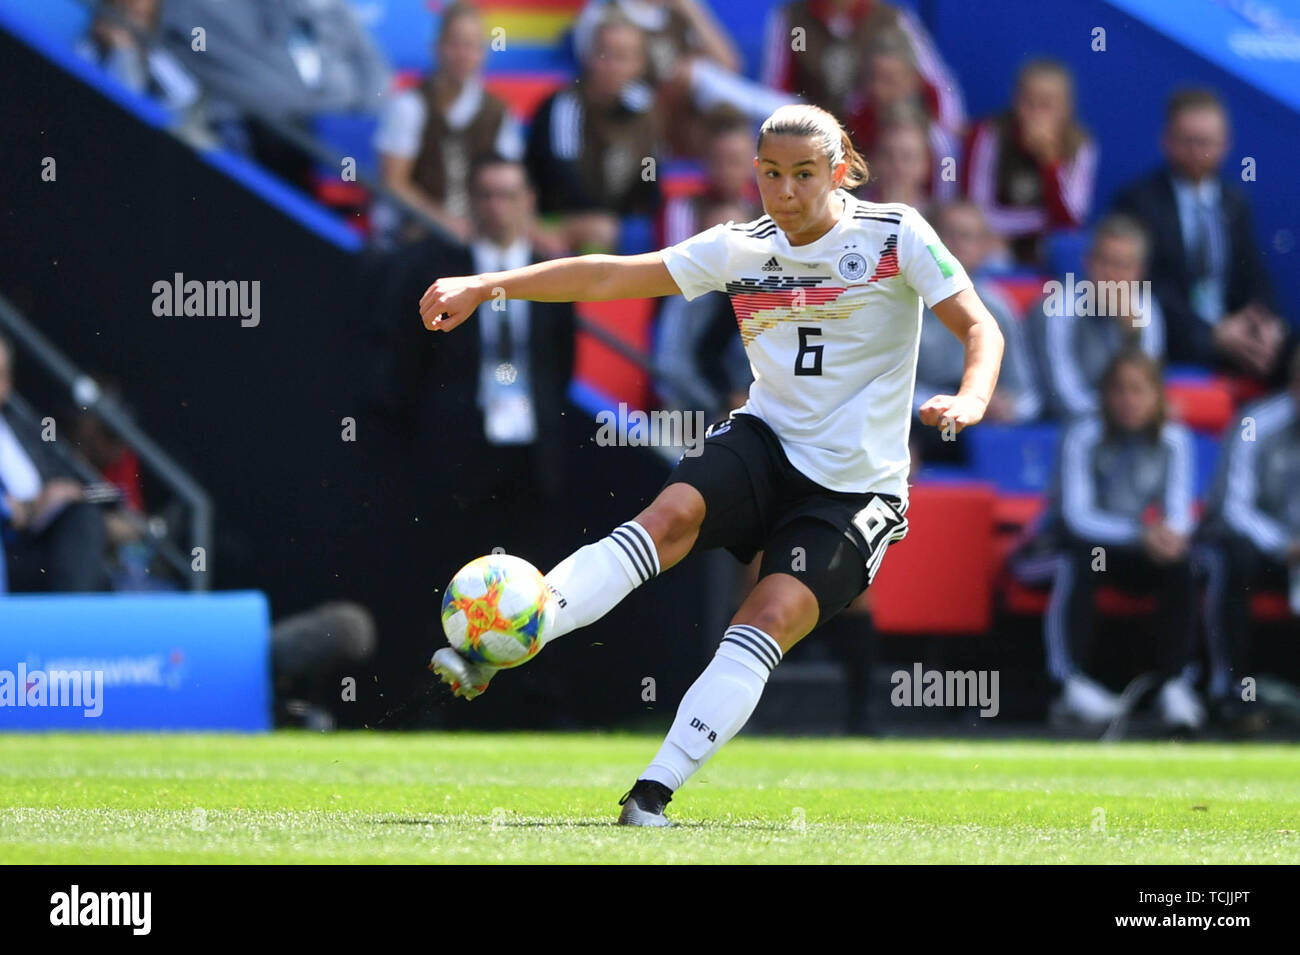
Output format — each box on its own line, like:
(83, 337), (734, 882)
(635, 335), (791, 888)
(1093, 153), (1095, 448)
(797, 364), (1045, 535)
(730, 215), (775, 234)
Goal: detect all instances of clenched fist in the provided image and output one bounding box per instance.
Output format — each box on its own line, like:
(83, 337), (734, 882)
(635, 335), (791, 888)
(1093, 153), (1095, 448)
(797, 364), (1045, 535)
(918, 393), (987, 435)
(419, 275), (489, 332)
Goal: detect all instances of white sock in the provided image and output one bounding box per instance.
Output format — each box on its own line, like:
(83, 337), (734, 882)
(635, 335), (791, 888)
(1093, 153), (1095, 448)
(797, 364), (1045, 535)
(541, 521), (660, 645)
(641, 625), (782, 791)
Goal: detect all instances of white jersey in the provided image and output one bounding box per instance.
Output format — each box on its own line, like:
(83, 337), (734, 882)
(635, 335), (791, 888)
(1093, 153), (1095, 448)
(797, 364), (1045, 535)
(660, 190), (972, 500)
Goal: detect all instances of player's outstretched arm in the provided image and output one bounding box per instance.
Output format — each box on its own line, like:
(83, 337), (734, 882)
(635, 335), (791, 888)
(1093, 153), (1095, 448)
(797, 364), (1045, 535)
(919, 286), (1005, 434)
(419, 251), (682, 332)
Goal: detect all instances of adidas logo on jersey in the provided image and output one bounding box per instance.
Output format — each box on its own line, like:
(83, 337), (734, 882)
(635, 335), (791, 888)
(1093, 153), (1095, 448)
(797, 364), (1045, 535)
(761, 256), (782, 272)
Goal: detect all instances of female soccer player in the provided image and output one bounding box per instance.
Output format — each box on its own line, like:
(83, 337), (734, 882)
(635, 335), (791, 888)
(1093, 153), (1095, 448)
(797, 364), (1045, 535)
(419, 104), (1004, 826)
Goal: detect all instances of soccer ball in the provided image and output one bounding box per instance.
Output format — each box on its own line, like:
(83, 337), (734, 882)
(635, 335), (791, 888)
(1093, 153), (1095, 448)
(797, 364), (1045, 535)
(440, 554), (555, 668)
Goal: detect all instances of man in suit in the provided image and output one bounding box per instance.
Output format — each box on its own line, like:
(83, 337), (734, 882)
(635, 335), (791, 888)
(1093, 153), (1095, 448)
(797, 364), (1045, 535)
(1112, 89), (1290, 384)
(372, 155), (577, 565)
(0, 334), (107, 592)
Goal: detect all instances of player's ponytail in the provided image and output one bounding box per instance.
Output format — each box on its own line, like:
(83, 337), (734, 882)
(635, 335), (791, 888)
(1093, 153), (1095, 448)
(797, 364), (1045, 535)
(758, 104), (870, 190)
(837, 128), (869, 190)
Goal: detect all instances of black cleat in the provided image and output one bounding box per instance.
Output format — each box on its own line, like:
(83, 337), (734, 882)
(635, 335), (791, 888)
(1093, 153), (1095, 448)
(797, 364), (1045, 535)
(617, 779), (675, 827)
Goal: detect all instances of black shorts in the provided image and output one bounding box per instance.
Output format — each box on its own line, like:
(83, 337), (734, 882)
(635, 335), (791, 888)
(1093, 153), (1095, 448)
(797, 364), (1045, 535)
(663, 412), (908, 625)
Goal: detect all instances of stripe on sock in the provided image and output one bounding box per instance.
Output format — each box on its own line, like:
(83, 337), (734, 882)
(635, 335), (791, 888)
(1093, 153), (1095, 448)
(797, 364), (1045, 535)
(609, 531), (651, 584)
(722, 625), (781, 671)
(616, 521), (660, 577)
(720, 638), (774, 674)
(729, 624), (782, 666)
(611, 527), (652, 581)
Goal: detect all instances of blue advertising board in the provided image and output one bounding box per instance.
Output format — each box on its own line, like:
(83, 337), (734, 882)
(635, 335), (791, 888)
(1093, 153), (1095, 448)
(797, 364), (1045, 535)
(0, 591), (271, 731)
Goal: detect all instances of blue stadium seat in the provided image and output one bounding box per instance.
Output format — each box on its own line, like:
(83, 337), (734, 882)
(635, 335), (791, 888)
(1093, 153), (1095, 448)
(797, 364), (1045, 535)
(965, 422), (1060, 493)
(914, 463), (976, 484)
(1193, 430), (1220, 501)
(312, 112), (380, 180)
(1165, 363), (1214, 383)
(967, 422), (1220, 503)
(0, 0), (91, 49)
(617, 215), (655, 255)
(1044, 228), (1088, 280)
(345, 0), (436, 74)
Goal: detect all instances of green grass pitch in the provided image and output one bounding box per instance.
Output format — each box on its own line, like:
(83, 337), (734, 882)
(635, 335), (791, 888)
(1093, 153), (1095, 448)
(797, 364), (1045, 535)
(1, 733), (1297, 863)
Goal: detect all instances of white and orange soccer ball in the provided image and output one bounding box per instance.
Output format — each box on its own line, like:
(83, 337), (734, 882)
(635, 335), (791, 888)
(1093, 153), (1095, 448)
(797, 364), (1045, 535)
(440, 554), (555, 668)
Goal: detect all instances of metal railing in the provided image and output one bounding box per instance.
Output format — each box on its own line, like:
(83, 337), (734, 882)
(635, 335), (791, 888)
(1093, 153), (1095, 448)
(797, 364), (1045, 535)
(0, 292), (213, 590)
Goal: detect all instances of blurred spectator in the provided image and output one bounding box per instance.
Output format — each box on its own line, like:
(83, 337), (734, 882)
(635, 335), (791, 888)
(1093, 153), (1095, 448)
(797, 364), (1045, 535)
(912, 200), (1040, 464)
(462, 154), (575, 481)
(0, 335), (107, 593)
(77, 437), (140, 515)
(158, 0), (390, 181)
(66, 380), (166, 590)
(1026, 214), (1164, 420)
(374, 156), (575, 529)
(1197, 347), (1300, 727)
(77, 0), (219, 148)
(526, 13), (662, 251)
(573, 0), (796, 157)
(373, 3), (525, 247)
(1040, 350), (1202, 729)
(1111, 89), (1290, 385)
(859, 102), (948, 217)
(964, 59), (1096, 265)
(845, 27), (961, 195)
(762, 0), (963, 135)
(160, 0), (389, 117)
(930, 193), (1014, 276)
(658, 107), (761, 245)
(653, 108), (760, 416)
(574, 0), (742, 83)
